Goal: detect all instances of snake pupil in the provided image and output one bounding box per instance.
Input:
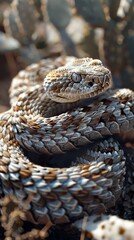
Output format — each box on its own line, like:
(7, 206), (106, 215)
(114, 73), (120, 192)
(71, 72), (81, 82)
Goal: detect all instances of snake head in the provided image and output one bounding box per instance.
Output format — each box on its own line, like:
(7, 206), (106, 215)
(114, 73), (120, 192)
(44, 58), (112, 103)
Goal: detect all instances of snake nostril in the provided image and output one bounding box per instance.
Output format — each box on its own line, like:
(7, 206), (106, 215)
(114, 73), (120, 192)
(88, 81), (94, 87)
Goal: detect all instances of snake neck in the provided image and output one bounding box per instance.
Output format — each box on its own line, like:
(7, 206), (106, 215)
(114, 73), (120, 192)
(11, 85), (87, 154)
(12, 85), (83, 118)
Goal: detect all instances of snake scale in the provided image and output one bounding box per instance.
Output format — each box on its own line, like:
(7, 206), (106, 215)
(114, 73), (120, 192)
(0, 57), (134, 225)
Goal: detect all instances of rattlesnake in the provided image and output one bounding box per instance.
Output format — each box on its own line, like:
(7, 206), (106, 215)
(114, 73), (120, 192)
(0, 57), (134, 227)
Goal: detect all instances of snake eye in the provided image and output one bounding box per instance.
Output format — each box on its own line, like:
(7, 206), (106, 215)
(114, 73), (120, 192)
(71, 72), (82, 82)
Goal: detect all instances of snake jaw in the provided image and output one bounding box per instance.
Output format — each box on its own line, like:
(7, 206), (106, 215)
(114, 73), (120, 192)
(46, 92), (80, 103)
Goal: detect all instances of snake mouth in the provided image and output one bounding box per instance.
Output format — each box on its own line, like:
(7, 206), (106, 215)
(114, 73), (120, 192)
(48, 87), (110, 103)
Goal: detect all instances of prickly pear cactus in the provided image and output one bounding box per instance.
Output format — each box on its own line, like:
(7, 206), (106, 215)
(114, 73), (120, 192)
(108, 0), (121, 19)
(103, 20), (123, 74)
(30, 0), (44, 21)
(75, 0), (106, 27)
(122, 1), (134, 68)
(1, 0), (134, 85)
(46, 0), (77, 56)
(47, 0), (72, 30)
(4, 0), (37, 45)
(12, 0), (36, 43)
(4, 9), (23, 44)
(74, 0), (134, 88)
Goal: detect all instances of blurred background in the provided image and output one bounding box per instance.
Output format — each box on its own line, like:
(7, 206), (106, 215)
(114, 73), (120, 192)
(0, 0), (133, 112)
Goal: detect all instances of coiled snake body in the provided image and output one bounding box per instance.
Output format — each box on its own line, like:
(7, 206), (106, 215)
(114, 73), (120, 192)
(0, 57), (134, 224)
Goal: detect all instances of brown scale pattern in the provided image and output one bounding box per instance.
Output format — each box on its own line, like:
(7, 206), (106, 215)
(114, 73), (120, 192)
(0, 57), (134, 226)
